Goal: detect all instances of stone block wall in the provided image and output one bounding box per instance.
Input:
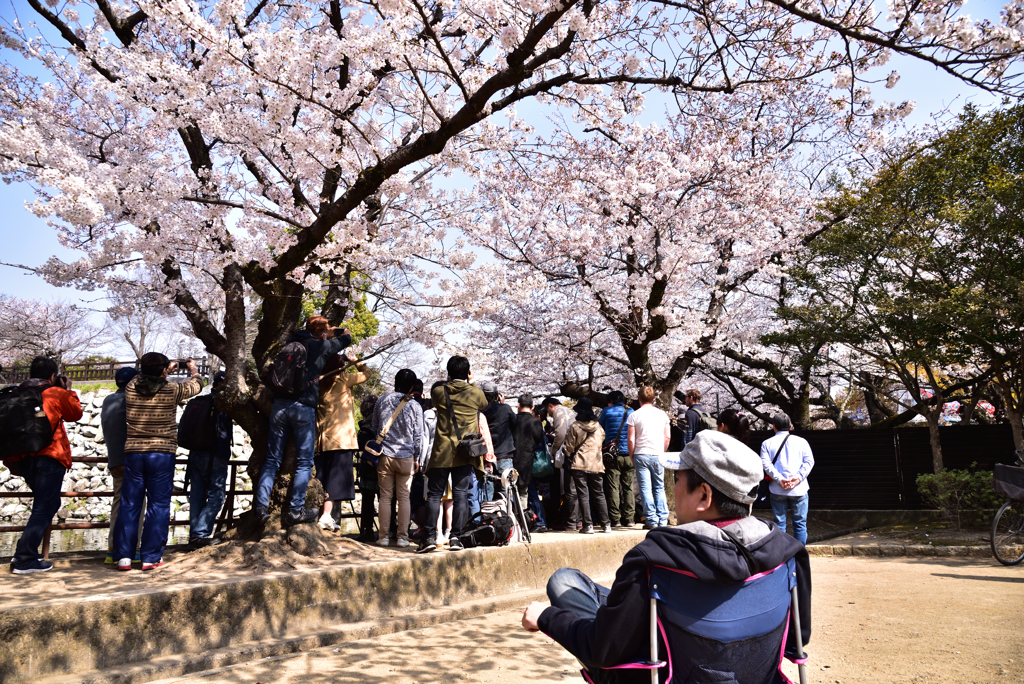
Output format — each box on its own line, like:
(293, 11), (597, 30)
(0, 390), (254, 523)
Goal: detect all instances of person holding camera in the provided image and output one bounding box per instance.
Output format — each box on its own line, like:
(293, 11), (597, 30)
(114, 353), (203, 571)
(2, 356), (83, 574)
(417, 356), (488, 554)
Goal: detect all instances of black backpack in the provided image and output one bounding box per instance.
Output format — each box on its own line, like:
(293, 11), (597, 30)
(459, 510), (515, 548)
(268, 339), (309, 397)
(0, 383), (58, 459)
(177, 393), (218, 451)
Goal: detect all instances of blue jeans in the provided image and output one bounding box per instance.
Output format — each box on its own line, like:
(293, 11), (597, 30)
(487, 456), (514, 500)
(12, 456), (65, 568)
(770, 493), (809, 544)
(468, 470), (482, 519)
(528, 479), (548, 527)
(257, 399), (317, 511)
(115, 452), (175, 564)
(547, 567), (610, 619)
(188, 450), (229, 539)
(634, 454), (668, 526)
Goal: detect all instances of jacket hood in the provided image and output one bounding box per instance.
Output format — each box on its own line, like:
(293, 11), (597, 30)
(132, 374), (168, 397)
(635, 518), (804, 583)
(445, 379), (475, 395)
(576, 420), (600, 434)
(291, 330), (315, 342)
(18, 378), (52, 392)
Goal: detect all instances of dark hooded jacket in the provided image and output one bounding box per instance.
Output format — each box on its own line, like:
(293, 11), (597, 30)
(278, 329), (353, 409)
(537, 517), (811, 678)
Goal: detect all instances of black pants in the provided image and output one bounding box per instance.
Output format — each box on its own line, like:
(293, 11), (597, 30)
(423, 465), (474, 541)
(603, 452), (635, 526)
(571, 471), (609, 528)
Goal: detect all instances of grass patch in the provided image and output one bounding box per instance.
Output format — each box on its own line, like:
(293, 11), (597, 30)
(73, 380), (118, 394)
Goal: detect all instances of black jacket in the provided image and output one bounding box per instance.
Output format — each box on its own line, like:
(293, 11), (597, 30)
(483, 401), (517, 455)
(282, 329), (352, 408)
(511, 411), (546, 476)
(537, 518), (811, 672)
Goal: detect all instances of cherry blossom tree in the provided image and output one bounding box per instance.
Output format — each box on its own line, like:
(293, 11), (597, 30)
(0, 0), (1022, 532)
(0, 295), (108, 364)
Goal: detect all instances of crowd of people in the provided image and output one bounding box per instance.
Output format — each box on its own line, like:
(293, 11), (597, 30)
(1, 314), (814, 574)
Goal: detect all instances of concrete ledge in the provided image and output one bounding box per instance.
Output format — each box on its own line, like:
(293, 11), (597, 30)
(0, 532), (645, 683)
(37, 586), (561, 684)
(808, 543), (991, 558)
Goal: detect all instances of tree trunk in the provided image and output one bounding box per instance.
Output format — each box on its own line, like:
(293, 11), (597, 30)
(923, 409), (944, 474)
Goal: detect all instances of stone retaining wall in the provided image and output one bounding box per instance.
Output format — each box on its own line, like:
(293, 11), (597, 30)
(0, 390), (254, 523)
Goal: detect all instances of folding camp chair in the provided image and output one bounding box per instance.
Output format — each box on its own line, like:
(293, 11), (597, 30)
(582, 558), (808, 684)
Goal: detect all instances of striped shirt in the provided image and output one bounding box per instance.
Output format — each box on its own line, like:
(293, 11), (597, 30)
(124, 374), (203, 454)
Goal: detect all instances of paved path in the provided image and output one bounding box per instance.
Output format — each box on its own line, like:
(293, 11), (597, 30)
(158, 556), (1024, 684)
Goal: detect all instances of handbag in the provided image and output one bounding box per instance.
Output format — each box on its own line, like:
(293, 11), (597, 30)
(362, 393), (413, 466)
(443, 387), (489, 461)
(532, 448), (554, 478)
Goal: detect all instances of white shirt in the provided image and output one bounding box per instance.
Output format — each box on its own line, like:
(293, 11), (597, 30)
(760, 431), (815, 497)
(627, 404), (670, 455)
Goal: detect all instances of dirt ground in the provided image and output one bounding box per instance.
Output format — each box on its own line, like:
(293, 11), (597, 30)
(157, 555), (1024, 684)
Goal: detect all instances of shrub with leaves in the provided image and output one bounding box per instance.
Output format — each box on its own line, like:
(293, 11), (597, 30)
(916, 463), (1003, 529)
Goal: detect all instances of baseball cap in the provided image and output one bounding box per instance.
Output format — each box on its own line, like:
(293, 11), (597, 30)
(659, 433), (762, 505)
(114, 367), (139, 388)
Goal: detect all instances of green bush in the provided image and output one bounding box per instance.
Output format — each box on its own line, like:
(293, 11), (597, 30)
(916, 463), (1003, 529)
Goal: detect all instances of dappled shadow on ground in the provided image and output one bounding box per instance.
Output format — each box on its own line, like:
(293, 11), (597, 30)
(172, 609), (580, 684)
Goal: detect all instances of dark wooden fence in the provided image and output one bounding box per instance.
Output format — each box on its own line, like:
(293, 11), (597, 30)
(1, 358), (216, 384)
(750, 424), (1018, 510)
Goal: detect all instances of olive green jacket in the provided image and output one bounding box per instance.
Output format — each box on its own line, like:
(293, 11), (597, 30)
(428, 380), (488, 471)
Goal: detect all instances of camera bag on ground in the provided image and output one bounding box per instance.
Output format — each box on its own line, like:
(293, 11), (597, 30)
(177, 393), (218, 451)
(443, 386), (488, 461)
(459, 505), (515, 548)
(0, 382), (58, 460)
(268, 339), (309, 397)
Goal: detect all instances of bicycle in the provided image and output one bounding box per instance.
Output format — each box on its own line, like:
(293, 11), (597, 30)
(991, 451), (1024, 566)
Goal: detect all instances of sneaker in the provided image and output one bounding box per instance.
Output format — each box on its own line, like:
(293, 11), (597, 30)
(282, 507), (318, 527)
(104, 553), (114, 565)
(448, 538), (465, 551)
(253, 505), (271, 526)
(141, 560), (163, 571)
(318, 514), (338, 531)
(11, 559), (53, 575)
(416, 540), (437, 554)
(533, 525), (549, 534)
(601, 524), (613, 533)
(580, 525), (595, 534)
(116, 558), (132, 571)
(191, 537), (226, 548)
(396, 538), (411, 548)
(376, 537), (391, 547)
(642, 523), (658, 530)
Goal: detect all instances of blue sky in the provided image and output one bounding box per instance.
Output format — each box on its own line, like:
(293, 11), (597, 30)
(0, 0), (1006, 309)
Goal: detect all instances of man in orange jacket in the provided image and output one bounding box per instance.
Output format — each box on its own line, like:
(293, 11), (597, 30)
(4, 356), (82, 574)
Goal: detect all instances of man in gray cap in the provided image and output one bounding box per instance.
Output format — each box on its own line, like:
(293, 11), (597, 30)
(521, 427), (811, 678)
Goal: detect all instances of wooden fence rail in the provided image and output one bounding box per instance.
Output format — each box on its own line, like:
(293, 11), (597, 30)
(1, 358), (216, 384)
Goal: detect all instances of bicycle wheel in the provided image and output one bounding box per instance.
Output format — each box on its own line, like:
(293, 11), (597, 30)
(991, 500), (1024, 566)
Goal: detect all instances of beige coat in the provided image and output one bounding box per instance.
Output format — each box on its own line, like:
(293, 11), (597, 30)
(316, 364), (368, 452)
(563, 420), (605, 473)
